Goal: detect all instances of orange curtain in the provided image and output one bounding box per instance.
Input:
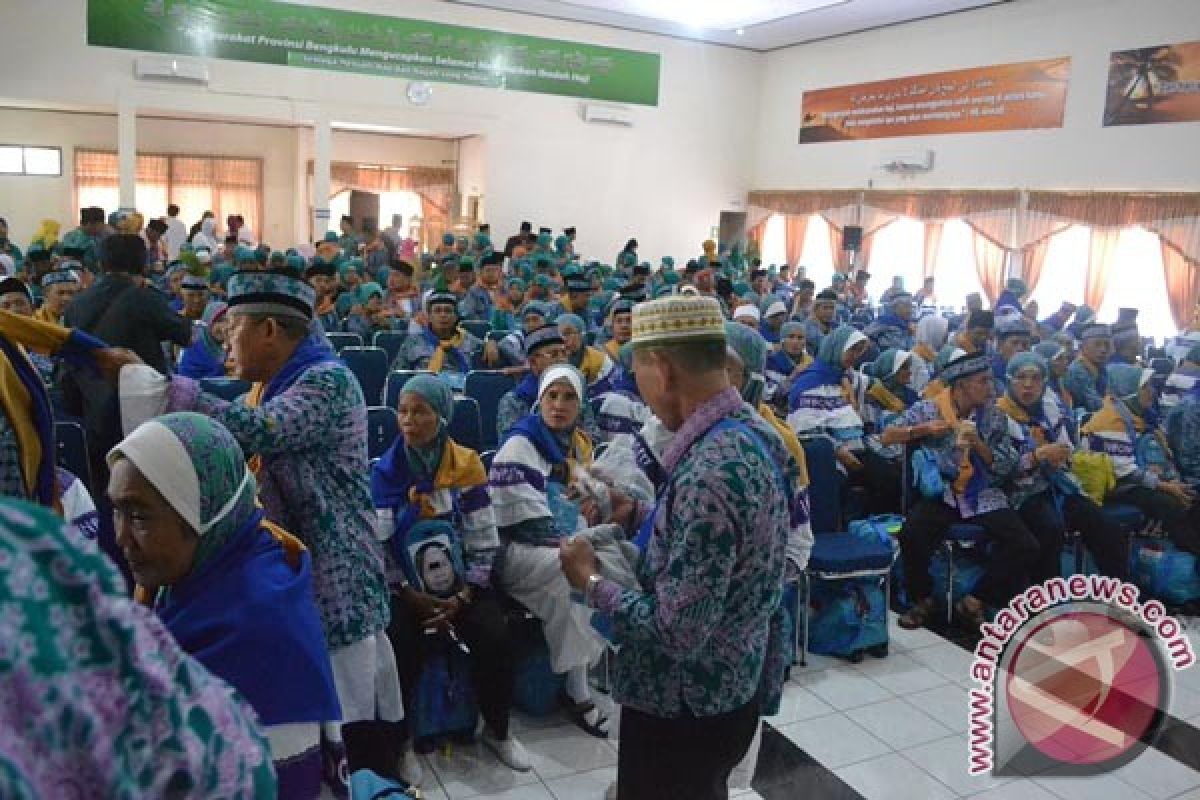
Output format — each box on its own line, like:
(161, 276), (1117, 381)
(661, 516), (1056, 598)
(1162, 238), (1200, 330)
(1084, 227), (1122, 309)
(972, 231), (1006, 304)
(747, 220), (767, 257)
(1022, 236), (1053, 299)
(784, 215), (809, 267)
(923, 221), (944, 280)
(823, 216), (848, 274)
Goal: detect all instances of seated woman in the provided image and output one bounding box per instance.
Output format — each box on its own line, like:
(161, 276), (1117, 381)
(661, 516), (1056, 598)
(592, 343), (650, 443)
(178, 301), (229, 379)
(107, 412), (340, 799)
(1082, 364), (1200, 559)
(787, 324), (870, 475)
(861, 348), (919, 514)
(882, 352), (1037, 631)
(997, 353), (1129, 580)
(764, 321), (812, 416)
(369, 376), (530, 773)
(397, 287), (484, 390)
(558, 313), (617, 398)
(1033, 341), (1077, 441)
(0, 498), (277, 798)
(910, 314), (949, 394)
(343, 282), (395, 341)
(489, 365), (610, 737)
(489, 277), (527, 333)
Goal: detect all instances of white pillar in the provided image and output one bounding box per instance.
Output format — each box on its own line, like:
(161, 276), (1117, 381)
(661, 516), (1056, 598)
(117, 95), (137, 213)
(312, 114), (332, 242)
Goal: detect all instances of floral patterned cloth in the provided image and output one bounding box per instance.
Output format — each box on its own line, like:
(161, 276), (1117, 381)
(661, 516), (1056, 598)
(0, 499), (276, 799)
(168, 363), (389, 651)
(590, 387), (792, 718)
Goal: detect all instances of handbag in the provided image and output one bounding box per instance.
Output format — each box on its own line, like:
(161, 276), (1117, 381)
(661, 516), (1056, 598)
(911, 447), (945, 500)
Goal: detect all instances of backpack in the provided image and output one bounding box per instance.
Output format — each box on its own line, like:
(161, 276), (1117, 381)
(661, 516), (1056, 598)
(393, 519), (465, 600)
(410, 633), (479, 754)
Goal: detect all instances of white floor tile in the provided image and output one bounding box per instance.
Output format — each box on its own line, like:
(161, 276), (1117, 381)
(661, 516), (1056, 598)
(901, 734), (1013, 796)
(772, 684), (837, 725)
(906, 640), (979, 686)
(903, 683), (971, 733)
(802, 666), (894, 710)
(776, 712), (892, 769)
(1168, 686), (1200, 720)
(521, 727), (617, 781)
(965, 779), (1060, 799)
(1033, 770), (1153, 800)
(834, 752), (957, 800)
(887, 616), (948, 651)
(852, 651), (950, 695)
(543, 765), (616, 800)
(452, 785), (556, 800)
(1110, 747), (1200, 799)
(792, 650), (845, 672)
(426, 741), (543, 799)
(845, 696), (952, 749)
(1169, 788), (1200, 800)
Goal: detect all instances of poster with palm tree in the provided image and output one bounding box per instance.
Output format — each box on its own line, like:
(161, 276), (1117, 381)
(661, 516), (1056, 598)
(1104, 41), (1200, 126)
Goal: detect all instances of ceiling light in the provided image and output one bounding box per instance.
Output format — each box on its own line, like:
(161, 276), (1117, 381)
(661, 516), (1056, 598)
(557, 0), (843, 31)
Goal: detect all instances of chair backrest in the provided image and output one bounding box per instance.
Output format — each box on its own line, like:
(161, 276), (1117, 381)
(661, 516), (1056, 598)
(463, 370), (516, 451)
(327, 331), (363, 353)
(384, 370), (431, 410)
(199, 377), (252, 403)
(373, 330), (407, 367)
(481, 449), (497, 472)
(366, 406), (399, 461)
(449, 396), (483, 452)
(54, 421), (91, 492)
(341, 346), (389, 405)
(800, 437), (843, 534)
(461, 320), (490, 341)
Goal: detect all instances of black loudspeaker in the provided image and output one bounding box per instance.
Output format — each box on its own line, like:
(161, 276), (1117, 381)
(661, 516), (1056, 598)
(842, 225), (863, 251)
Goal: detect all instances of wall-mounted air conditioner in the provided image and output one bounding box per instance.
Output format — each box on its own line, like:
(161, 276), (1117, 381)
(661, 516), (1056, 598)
(582, 104), (633, 127)
(880, 149), (934, 173)
(134, 56), (210, 85)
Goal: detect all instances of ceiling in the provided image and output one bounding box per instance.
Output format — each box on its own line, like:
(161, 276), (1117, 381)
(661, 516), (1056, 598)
(441, 0), (1011, 51)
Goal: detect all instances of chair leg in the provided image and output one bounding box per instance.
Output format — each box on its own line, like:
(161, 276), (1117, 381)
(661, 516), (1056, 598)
(799, 573), (810, 667)
(1073, 530), (1085, 575)
(945, 543), (955, 626)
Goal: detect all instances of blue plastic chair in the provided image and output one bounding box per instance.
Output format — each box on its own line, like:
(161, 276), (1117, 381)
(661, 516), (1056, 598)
(341, 346), (389, 406)
(373, 330), (407, 368)
(481, 449), (496, 472)
(449, 396), (483, 452)
(800, 530), (896, 665)
(460, 320), (490, 341)
(800, 437), (843, 534)
(327, 331), (363, 354)
(383, 370), (430, 410)
(366, 406), (399, 460)
(464, 371), (516, 451)
(199, 377), (252, 402)
(54, 421), (91, 492)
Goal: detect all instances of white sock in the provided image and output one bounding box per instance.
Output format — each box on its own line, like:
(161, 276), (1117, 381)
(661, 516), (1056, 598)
(565, 666), (591, 704)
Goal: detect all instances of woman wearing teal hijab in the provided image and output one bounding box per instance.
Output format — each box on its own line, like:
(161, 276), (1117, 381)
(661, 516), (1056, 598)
(108, 412), (342, 799)
(0, 498), (276, 798)
(178, 301), (230, 379)
(343, 281), (394, 340)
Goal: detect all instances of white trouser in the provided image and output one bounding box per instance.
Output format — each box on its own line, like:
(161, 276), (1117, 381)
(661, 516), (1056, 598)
(323, 632), (404, 741)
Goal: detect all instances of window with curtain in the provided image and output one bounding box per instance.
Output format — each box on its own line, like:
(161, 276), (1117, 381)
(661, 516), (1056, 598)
(760, 213), (837, 288)
(931, 219), (986, 312)
(1027, 225), (1089, 319)
(74, 150), (263, 237)
(1096, 226), (1174, 340)
(867, 216), (926, 296)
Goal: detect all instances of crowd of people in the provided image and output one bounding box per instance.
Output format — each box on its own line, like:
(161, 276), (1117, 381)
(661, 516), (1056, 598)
(1, 203), (1199, 800)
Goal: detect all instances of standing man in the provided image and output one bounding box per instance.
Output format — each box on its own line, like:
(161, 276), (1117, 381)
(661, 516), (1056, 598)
(560, 295), (793, 800)
(163, 204), (188, 260)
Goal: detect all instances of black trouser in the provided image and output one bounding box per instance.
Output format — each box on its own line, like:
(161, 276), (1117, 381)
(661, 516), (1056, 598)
(899, 501), (1039, 608)
(342, 720), (405, 780)
(1121, 486), (1200, 558)
(1018, 491), (1130, 581)
(617, 701), (760, 800)
(388, 587), (516, 739)
(862, 450), (903, 515)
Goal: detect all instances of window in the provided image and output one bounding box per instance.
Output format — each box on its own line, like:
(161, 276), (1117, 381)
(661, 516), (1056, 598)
(1028, 225), (1088, 318)
(73, 150), (262, 238)
(759, 213), (836, 287)
(867, 216), (924, 296)
(0, 145), (62, 176)
(1097, 226), (1174, 340)
(931, 219), (985, 311)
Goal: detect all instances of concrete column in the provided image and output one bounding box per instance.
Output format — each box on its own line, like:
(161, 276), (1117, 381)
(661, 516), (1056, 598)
(117, 94), (137, 212)
(312, 114), (332, 241)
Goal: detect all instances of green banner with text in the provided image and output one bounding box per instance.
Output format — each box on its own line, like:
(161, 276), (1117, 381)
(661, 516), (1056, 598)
(87, 0), (660, 106)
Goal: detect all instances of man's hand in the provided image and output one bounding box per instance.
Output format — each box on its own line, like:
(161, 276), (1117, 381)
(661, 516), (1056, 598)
(95, 347), (143, 382)
(559, 536), (597, 591)
(483, 340), (500, 366)
(920, 420), (952, 438)
(1035, 443), (1071, 469)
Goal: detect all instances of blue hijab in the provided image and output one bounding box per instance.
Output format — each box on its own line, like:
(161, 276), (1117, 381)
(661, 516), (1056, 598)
(789, 324), (863, 405)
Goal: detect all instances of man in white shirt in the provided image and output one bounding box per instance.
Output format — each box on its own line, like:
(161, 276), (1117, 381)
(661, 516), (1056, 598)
(163, 204), (187, 260)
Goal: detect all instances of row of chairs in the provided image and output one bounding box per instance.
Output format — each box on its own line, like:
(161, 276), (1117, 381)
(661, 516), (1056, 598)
(327, 321), (494, 362)
(366, 397), (483, 458)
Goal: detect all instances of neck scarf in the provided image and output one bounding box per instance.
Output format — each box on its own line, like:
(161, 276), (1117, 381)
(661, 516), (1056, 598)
(513, 371), (540, 404)
(996, 391), (1049, 445)
(503, 412), (593, 484)
(424, 325), (470, 374)
(371, 429), (487, 522)
(758, 403), (809, 488)
(574, 346), (607, 385)
(931, 386), (988, 501)
(789, 325), (862, 400)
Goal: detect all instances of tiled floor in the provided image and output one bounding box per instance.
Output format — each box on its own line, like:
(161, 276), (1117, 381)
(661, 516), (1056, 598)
(323, 613), (1200, 799)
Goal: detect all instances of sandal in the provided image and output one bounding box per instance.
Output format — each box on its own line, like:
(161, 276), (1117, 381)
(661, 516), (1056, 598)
(559, 692), (609, 739)
(898, 598), (935, 630)
(954, 596), (986, 632)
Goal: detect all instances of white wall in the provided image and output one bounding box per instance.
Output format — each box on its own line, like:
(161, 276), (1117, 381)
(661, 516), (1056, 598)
(0, 0), (761, 263)
(0, 109), (297, 246)
(753, 0), (1200, 192)
(458, 136), (488, 220)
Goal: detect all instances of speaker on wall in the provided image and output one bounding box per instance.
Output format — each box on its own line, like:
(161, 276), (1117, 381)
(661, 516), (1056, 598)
(843, 225), (863, 251)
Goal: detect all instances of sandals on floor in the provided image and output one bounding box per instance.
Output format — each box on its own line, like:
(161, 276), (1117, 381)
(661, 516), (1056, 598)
(559, 692), (609, 739)
(897, 598), (935, 630)
(954, 597), (986, 632)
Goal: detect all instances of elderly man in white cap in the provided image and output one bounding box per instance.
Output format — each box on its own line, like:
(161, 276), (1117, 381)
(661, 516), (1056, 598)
(560, 295), (796, 800)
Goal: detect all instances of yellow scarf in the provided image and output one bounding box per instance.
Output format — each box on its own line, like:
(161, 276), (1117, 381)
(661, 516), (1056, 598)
(1082, 396), (1144, 437)
(758, 403), (809, 488)
(931, 386), (975, 496)
(954, 332), (977, 354)
(242, 382), (268, 476)
(922, 378), (945, 400)
(0, 311), (72, 501)
(913, 342), (937, 364)
(427, 327), (467, 374)
(577, 346), (607, 385)
(33, 306), (61, 326)
(411, 438), (488, 518)
(866, 380), (907, 413)
(995, 395), (1046, 445)
(793, 351), (814, 372)
(604, 338), (622, 362)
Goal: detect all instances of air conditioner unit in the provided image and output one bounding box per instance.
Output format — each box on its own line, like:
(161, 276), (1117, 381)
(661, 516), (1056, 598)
(880, 149), (934, 173)
(582, 104), (633, 127)
(134, 56), (210, 85)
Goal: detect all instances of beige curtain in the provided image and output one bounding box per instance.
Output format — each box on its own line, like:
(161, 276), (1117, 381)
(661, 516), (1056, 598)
(1022, 236), (1054, 299)
(784, 214), (809, 267)
(923, 221), (944, 280)
(1162, 238), (1200, 330)
(1084, 227), (1122, 310)
(973, 231), (1007, 304)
